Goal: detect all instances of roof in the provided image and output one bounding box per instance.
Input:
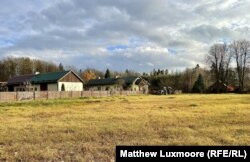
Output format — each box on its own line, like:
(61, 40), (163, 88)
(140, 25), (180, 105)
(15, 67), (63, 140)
(87, 78), (117, 86)
(7, 74), (35, 85)
(87, 76), (140, 86)
(123, 76), (139, 84)
(31, 71), (70, 84)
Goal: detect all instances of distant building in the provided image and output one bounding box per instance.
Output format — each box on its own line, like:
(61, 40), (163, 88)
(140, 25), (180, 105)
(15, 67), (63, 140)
(207, 80), (235, 93)
(7, 70), (84, 92)
(86, 76), (149, 93)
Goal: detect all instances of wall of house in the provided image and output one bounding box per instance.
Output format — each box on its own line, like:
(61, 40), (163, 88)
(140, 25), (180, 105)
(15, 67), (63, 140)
(131, 84), (139, 91)
(88, 84), (142, 91)
(13, 85), (35, 92)
(48, 83), (58, 91)
(88, 85), (123, 91)
(58, 82), (83, 91)
(33, 84), (40, 91)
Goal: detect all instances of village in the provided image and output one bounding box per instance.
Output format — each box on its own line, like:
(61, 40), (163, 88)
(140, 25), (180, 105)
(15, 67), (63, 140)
(0, 0), (250, 161)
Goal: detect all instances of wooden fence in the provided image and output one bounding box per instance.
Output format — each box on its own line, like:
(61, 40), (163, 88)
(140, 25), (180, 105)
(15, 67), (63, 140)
(0, 91), (143, 102)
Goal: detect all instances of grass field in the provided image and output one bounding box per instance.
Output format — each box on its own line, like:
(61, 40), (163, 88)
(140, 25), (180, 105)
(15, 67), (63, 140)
(0, 94), (249, 161)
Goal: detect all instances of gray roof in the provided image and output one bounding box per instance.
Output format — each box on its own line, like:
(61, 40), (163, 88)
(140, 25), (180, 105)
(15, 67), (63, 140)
(7, 74), (35, 85)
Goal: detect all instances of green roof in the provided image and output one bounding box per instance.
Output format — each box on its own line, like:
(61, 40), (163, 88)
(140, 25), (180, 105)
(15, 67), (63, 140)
(31, 71), (70, 84)
(87, 78), (117, 86)
(87, 76), (140, 86)
(123, 76), (139, 84)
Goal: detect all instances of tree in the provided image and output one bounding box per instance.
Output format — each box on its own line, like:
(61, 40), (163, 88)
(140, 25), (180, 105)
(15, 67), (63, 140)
(157, 69), (161, 75)
(0, 57), (60, 81)
(58, 63), (64, 71)
(81, 70), (96, 81)
(123, 69), (140, 77)
(230, 40), (250, 92)
(181, 68), (196, 93)
(104, 68), (111, 78)
(18, 57), (33, 75)
(192, 74), (205, 93)
(206, 43), (232, 83)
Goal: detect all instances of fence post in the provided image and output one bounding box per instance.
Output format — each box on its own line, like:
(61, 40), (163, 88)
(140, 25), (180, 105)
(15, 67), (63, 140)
(33, 91), (35, 100)
(47, 91), (49, 100)
(16, 92), (18, 101)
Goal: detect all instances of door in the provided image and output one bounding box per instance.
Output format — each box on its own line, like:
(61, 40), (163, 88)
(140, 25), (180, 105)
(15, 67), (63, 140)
(40, 83), (48, 91)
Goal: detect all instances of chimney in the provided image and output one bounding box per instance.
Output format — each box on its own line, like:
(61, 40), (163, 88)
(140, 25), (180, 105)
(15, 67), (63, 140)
(35, 72), (40, 75)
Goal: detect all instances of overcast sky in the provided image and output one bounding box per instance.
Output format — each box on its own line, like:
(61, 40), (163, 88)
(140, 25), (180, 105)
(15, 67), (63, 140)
(1, 0), (250, 72)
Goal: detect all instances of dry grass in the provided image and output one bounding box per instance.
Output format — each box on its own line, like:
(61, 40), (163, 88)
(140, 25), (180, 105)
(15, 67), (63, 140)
(0, 94), (249, 161)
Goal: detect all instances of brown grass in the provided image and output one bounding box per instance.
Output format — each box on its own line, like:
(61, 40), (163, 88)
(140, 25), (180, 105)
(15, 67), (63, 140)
(0, 94), (249, 161)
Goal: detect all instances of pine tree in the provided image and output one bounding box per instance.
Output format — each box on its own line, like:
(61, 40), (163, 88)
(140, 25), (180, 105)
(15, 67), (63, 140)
(192, 74), (205, 93)
(58, 63), (64, 71)
(104, 68), (111, 78)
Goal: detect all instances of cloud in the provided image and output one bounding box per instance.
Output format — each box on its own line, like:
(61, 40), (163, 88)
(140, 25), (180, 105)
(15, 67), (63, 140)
(1, 0), (250, 72)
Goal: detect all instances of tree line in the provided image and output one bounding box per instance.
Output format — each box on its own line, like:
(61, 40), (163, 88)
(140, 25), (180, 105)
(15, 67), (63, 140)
(207, 40), (250, 93)
(0, 57), (64, 81)
(145, 40), (250, 93)
(1, 39), (249, 93)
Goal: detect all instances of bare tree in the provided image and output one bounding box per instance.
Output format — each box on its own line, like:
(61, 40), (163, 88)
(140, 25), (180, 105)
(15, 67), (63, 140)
(230, 40), (250, 92)
(206, 43), (232, 83)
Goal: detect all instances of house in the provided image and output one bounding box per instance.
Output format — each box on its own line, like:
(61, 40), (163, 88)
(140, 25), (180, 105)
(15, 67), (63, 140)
(7, 70), (84, 92)
(86, 76), (149, 93)
(207, 80), (235, 93)
(7, 74), (35, 91)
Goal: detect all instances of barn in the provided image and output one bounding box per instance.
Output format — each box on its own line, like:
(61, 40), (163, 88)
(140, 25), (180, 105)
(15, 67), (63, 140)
(7, 70), (84, 92)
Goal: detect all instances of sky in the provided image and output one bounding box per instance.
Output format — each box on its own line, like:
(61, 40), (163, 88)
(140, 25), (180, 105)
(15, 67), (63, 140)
(1, 0), (250, 72)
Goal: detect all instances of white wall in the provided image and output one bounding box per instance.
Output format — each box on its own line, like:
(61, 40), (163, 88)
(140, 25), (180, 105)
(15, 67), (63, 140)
(48, 83), (58, 91)
(58, 82), (83, 91)
(131, 85), (139, 91)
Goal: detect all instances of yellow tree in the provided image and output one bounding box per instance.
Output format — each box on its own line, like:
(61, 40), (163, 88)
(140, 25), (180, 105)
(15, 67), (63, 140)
(82, 70), (96, 81)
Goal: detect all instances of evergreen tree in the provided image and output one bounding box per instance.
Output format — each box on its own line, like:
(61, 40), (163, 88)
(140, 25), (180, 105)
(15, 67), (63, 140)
(192, 74), (205, 93)
(58, 63), (64, 71)
(104, 68), (111, 78)
(157, 69), (161, 75)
